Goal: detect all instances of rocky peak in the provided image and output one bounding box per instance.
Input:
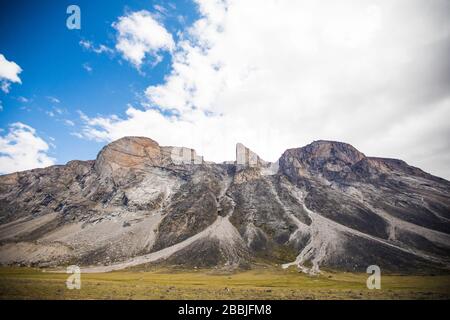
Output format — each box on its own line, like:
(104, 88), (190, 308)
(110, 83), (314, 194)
(161, 146), (204, 165)
(234, 143), (279, 182)
(94, 137), (163, 176)
(279, 140), (366, 181)
(297, 140), (365, 164)
(235, 143), (266, 168)
(94, 137), (207, 179)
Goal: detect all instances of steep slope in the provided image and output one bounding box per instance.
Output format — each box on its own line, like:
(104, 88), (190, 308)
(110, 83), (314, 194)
(278, 141), (450, 273)
(0, 137), (449, 274)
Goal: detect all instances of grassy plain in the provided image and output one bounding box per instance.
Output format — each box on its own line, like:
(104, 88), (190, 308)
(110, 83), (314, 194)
(0, 266), (449, 300)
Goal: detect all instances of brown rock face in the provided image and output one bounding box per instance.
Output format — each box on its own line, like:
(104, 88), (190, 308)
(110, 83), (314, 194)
(95, 137), (163, 176)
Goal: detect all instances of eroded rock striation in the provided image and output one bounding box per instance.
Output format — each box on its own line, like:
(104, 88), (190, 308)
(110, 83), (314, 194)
(0, 137), (449, 274)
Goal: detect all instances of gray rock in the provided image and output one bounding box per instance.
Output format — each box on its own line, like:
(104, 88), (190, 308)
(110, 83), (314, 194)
(0, 137), (449, 274)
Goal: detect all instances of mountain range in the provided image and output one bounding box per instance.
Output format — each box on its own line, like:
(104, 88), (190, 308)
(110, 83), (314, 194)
(0, 136), (449, 274)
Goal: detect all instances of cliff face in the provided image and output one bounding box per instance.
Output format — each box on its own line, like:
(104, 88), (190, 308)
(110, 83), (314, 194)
(0, 137), (449, 274)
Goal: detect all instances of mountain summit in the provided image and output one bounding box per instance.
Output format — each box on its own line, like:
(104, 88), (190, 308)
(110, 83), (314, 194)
(0, 137), (449, 274)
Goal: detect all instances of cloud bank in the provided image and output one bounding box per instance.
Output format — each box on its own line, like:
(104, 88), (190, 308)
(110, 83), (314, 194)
(81, 0), (450, 179)
(0, 123), (55, 174)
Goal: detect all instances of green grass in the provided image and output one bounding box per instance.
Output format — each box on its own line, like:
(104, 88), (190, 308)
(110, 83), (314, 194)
(0, 266), (449, 300)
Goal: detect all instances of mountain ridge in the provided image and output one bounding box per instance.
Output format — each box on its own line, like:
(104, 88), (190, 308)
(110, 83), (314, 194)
(0, 136), (449, 274)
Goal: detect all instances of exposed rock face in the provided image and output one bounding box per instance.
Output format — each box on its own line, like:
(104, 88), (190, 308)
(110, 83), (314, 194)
(95, 136), (162, 173)
(0, 137), (449, 274)
(236, 143), (266, 168)
(279, 140), (365, 181)
(234, 143), (279, 181)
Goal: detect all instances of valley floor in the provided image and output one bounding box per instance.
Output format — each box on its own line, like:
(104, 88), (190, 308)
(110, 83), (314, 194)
(0, 266), (449, 300)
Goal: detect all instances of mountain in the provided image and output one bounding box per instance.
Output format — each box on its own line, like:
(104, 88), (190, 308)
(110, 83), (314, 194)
(0, 137), (449, 274)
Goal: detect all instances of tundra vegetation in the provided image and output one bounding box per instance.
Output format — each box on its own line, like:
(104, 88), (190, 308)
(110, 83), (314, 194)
(0, 266), (449, 300)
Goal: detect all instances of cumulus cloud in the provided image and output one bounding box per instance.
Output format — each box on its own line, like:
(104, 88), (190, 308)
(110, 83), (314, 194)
(0, 123), (55, 174)
(81, 0), (450, 179)
(113, 10), (175, 68)
(0, 54), (22, 93)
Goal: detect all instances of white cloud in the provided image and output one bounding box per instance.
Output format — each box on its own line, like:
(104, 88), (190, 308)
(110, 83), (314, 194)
(47, 96), (60, 103)
(153, 5), (168, 15)
(79, 40), (114, 54)
(53, 107), (64, 115)
(64, 119), (75, 126)
(0, 54), (22, 83)
(0, 54), (22, 93)
(0, 123), (55, 174)
(70, 132), (83, 139)
(81, 0), (450, 179)
(0, 82), (10, 93)
(113, 10), (175, 68)
(18, 96), (29, 103)
(83, 62), (93, 73)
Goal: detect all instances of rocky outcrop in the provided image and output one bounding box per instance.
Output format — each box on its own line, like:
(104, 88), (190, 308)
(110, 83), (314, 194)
(234, 143), (279, 183)
(95, 136), (162, 174)
(236, 143), (266, 168)
(0, 137), (449, 274)
(279, 140), (365, 181)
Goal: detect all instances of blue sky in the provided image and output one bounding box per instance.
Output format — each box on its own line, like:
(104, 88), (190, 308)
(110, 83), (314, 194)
(0, 0), (198, 165)
(1, 0), (449, 179)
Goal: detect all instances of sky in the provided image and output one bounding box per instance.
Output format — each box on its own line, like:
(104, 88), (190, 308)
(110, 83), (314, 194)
(0, 0), (449, 179)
